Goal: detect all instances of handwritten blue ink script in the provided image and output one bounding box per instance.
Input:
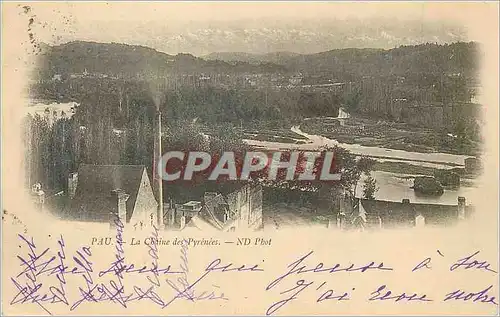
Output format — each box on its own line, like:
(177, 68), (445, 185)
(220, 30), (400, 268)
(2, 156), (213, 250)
(8, 230), (499, 316)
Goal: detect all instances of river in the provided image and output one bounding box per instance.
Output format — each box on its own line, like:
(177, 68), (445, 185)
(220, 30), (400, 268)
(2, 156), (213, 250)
(244, 125), (471, 167)
(358, 171), (478, 205)
(243, 117), (479, 205)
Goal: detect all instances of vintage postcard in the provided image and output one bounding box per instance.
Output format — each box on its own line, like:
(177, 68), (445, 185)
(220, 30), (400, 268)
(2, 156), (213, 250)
(1, 2), (499, 316)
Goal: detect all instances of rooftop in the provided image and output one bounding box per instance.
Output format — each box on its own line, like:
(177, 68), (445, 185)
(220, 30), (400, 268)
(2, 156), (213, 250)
(67, 164), (150, 222)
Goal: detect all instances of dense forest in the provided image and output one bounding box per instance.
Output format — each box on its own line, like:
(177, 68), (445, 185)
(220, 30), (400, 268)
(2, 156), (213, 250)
(30, 78), (342, 125)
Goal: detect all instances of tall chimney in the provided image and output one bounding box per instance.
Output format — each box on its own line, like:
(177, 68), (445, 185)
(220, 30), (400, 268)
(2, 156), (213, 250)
(458, 196), (466, 220)
(153, 104), (164, 229)
(110, 189), (129, 227)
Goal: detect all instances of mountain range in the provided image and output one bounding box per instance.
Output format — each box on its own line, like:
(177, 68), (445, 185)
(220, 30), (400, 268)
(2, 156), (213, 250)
(97, 17), (467, 56)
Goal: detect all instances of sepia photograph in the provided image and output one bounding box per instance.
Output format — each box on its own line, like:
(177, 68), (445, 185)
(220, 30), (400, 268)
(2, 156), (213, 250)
(2, 2), (499, 316)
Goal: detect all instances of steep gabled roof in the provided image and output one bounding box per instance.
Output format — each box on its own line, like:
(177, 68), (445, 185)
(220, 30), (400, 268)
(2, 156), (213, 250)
(199, 193), (228, 229)
(68, 164), (149, 222)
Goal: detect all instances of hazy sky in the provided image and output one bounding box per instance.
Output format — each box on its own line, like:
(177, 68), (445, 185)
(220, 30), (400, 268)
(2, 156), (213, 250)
(8, 2), (493, 56)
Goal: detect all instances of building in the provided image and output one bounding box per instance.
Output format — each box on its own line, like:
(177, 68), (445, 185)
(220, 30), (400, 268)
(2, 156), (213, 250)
(357, 196), (473, 229)
(166, 184), (263, 232)
(30, 183), (45, 213)
(25, 101), (79, 125)
(173, 200), (203, 223)
(465, 157), (482, 175)
(66, 164), (158, 230)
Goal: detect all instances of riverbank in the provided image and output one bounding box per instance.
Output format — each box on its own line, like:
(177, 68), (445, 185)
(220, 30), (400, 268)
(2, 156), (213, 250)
(300, 116), (481, 156)
(372, 160), (479, 178)
(373, 161), (439, 176)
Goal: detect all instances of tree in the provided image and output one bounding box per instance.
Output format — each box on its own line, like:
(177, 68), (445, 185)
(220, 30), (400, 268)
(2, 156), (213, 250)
(343, 88), (362, 113)
(362, 173), (379, 200)
(314, 147), (376, 203)
(354, 157), (376, 195)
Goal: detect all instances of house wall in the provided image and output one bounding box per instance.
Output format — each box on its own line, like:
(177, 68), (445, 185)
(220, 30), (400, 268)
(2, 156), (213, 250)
(130, 170), (158, 229)
(250, 185), (263, 228)
(419, 209), (458, 226)
(415, 214), (426, 227)
(380, 209), (415, 228)
(361, 198), (465, 229)
(226, 184), (263, 230)
(227, 187), (246, 230)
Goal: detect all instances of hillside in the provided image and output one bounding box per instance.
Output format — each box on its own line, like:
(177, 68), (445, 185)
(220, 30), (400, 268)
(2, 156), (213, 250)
(289, 42), (479, 77)
(33, 41), (480, 95)
(34, 41), (286, 79)
(203, 42), (479, 79)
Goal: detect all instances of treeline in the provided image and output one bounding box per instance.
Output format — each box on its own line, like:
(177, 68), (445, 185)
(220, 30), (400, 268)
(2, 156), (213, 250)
(22, 116), (77, 193)
(21, 110), (250, 195)
(278, 42), (479, 79)
(343, 73), (476, 114)
(24, 77), (343, 194)
(30, 78), (342, 126)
